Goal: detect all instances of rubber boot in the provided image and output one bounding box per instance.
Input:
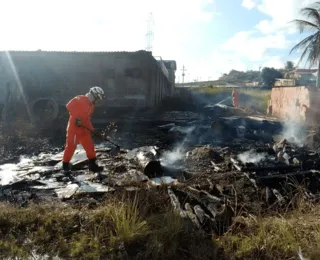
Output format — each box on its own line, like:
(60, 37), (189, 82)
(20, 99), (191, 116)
(62, 162), (76, 182)
(88, 158), (104, 173)
(63, 162), (71, 173)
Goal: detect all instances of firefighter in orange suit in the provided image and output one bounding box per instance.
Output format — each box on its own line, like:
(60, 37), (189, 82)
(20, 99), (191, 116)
(62, 86), (105, 173)
(232, 89), (239, 108)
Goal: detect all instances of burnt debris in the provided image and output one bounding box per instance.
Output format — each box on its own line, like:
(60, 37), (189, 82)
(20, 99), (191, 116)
(1, 108), (320, 235)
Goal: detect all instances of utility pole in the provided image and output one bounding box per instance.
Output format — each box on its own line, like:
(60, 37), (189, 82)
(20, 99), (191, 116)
(181, 65), (187, 83)
(145, 13), (154, 52)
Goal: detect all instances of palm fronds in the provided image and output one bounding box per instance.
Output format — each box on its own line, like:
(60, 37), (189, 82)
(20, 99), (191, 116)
(290, 3), (320, 72)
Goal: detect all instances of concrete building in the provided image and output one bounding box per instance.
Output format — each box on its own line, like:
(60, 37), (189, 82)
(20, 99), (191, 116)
(0, 50), (176, 123)
(245, 81), (260, 87)
(269, 86), (320, 126)
(269, 69), (320, 126)
(278, 69), (317, 87)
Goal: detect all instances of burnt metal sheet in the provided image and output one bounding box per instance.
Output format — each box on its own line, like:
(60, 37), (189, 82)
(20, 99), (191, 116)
(55, 182), (114, 199)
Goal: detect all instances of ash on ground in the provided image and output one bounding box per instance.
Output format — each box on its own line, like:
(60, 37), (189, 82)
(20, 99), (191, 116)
(0, 103), (319, 235)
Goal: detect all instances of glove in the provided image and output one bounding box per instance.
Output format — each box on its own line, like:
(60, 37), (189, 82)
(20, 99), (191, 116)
(75, 117), (82, 127)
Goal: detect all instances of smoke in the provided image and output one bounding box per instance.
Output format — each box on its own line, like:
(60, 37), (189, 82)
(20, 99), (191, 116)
(160, 126), (196, 166)
(204, 97), (231, 108)
(238, 150), (267, 165)
(160, 146), (185, 167)
(275, 101), (308, 147)
(188, 88), (232, 108)
(168, 125), (195, 135)
(281, 120), (306, 147)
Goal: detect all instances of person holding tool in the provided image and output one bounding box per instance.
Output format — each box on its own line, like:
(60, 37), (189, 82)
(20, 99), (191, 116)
(232, 88), (239, 108)
(62, 86), (105, 173)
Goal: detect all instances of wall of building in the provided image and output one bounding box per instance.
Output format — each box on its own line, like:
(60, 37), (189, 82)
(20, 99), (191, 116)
(270, 86), (320, 126)
(245, 81), (259, 87)
(0, 50), (174, 111)
(163, 60), (177, 95)
(274, 79), (295, 87)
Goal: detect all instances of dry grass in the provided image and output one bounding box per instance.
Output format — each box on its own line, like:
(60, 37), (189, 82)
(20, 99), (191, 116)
(1, 188), (320, 259)
(0, 191), (219, 260)
(218, 198), (320, 260)
(188, 86), (271, 113)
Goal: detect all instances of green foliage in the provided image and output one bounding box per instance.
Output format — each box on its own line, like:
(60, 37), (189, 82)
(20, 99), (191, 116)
(285, 61), (295, 70)
(2, 195), (320, 259)
(261, 67), (282, 87)
(290, 2), (320, 69)
(219, 69), (261, 84)
(290, 2), (320, 88)
(190, 86), (271, 113)
(218, 204), (320, 260)
(109, 195), (148, 244)
(0, 193), (218, 260)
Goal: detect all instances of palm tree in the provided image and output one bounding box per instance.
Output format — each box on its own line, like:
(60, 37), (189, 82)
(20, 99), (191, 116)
(290, 2), (320, 88)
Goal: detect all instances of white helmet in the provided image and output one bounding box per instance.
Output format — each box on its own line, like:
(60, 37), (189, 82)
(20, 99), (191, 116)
(89, 86), (105, 100)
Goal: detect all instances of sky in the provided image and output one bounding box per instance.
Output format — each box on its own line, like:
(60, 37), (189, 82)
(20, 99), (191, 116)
(0, 0), (317, 82)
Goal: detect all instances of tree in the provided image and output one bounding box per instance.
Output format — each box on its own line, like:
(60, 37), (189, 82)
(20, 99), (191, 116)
(261, 67), (282, 87)
(285, 61), (295, 70)
(290, 2), (320, 88)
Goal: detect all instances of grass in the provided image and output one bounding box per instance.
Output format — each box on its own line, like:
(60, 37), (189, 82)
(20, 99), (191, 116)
(187, 86), (271, 113)
(218, 199), (320, 260)
(2, 188), (320, 259)
(0, 190), (219, 260)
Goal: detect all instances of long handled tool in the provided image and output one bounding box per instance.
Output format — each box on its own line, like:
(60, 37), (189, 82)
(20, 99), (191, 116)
(81, 124), (121, 156)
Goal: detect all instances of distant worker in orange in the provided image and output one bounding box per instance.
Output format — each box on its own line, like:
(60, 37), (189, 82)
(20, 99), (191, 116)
(62, 86), (105, 174)
(232, 88), (239, 108)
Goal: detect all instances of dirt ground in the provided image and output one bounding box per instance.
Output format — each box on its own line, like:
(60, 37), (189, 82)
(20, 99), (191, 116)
(0, 98), (319, 259)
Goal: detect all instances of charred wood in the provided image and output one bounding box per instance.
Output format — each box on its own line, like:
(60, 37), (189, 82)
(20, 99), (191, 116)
(185, 203), (202, 230)
(173, 187), (233, 234)
(272, 188), (286, 205)
(186, 186), (223, 204)
(214, 204), (234, 235)
(125, 146), (162, 178)
(206, 203), (217, 218)
(242, 165), (300, 173)
(207, 178), (214, 191)
(168, 188), (187, 218)
(193, 205), (207, 224)
(257, 171), (320, 195)
(137, 153), (162, 178)
(193, 205), (216, 233)
(256, 170), (320, 183)
(243, 173), (258, 189)
(210, 161), (222, 172)
(265, 186), (275, 205)
(230, 158), (242, 171)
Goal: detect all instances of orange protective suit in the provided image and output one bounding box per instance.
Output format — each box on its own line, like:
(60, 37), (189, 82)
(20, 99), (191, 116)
(63, 95), (96, 163)
(232, 89), (239, 108)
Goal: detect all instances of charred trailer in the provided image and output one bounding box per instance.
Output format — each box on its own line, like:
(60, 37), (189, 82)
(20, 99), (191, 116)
(0, 50), (176, 128)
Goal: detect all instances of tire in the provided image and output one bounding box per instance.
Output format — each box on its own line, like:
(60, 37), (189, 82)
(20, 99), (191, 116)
(29, 98), (59, 128)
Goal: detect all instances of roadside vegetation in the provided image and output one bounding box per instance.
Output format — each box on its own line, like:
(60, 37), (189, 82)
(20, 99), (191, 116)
(0, 189), (320, 259)
(187, 86), (271, 113)
(0, 190), (218, 260)
(289, 1), (320, 88)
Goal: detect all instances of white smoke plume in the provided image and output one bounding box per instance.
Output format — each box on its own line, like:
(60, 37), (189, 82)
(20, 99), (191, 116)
(238, 150), (267, 165)
(160, 146), (185, 167)
(281, 120), (306, 147)
(160, 126), (196, 166)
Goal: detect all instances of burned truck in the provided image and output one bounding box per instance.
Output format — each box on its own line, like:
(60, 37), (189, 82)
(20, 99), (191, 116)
(0, 50), (176, 127)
